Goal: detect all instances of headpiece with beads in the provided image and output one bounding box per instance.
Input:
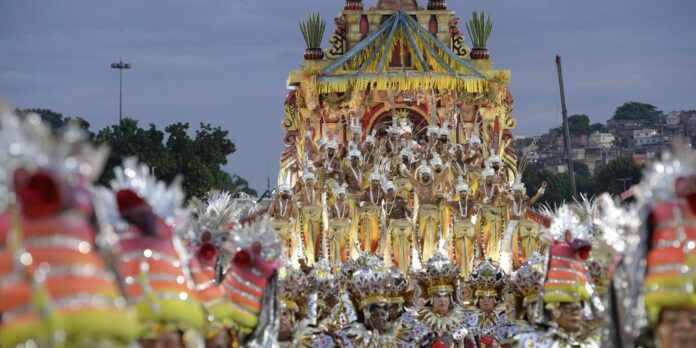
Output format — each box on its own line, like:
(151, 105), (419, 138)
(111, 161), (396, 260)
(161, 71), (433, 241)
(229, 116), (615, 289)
(455, 177), (471, 195)
(510, 255), (545, 307)
(382, 180), (396, 193)
(347, 254), (391, 309)
(468, 260), (506, 298)
(416, 250), (460, 296)
(279, 266), (309, 314)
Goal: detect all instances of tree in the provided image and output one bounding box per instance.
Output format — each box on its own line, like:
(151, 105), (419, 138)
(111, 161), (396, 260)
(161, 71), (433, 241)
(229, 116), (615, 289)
(612, 102), (660, 123)
(572, 160), (591, 178)
(522, 164), (565, 207)
(595, 156), (643, 195)
(16, 108), (92, 136)
(94, 118), (256, 198)
(554, 114), (605, 137)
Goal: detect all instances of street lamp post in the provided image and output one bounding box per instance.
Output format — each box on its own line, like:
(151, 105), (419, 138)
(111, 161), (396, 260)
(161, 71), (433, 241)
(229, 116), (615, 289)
(110, 60), (132, 123)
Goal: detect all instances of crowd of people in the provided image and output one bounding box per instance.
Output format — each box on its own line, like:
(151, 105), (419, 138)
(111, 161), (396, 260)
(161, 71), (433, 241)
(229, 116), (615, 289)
(269, 117), (547, 277)
(1, 107), (695, 348)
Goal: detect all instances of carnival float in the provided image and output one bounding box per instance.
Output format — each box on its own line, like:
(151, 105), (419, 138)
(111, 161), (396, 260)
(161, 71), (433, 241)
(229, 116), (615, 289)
(1, 1), (695, 347)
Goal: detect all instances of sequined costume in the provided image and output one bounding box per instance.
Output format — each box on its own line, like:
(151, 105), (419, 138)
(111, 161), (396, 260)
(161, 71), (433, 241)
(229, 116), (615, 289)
(415, 251), (474, 347)
(0, 110), (137, 347)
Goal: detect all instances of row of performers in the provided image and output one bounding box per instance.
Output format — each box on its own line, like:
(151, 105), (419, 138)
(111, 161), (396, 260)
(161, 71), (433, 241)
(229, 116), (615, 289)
(280, 247), (598, 348)
(268, 156), (547, 278)
(2, 107), (695, 348)
(279, 136), (696, 348)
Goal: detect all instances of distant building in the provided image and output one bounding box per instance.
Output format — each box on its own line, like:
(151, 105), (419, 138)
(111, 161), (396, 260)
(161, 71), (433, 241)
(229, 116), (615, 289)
(665, 111), (681, 127)
(588, 132), (614, 148)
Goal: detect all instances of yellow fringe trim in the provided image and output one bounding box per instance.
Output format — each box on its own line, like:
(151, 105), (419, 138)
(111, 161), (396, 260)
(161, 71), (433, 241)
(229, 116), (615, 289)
(318, 75), (488, 94)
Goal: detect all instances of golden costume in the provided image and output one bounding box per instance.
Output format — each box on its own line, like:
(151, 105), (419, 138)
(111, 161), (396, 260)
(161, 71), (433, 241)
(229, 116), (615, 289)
(272, 218), (298, 262)
(468, 168), (482, 195)
(418, 203), (441, 262)
(360, 205), (382, 254)
(415, 251), (474, 347)
(452, 219), (476, 278)
(511, 219), (541, 269)
(300, 204), (323, 265)
(385, 218), (413, 275)
(478, 204), (504, 263)
(347, 191), (363, 256)
(328, 218), (351, 267)
(394, 177), (413, 204)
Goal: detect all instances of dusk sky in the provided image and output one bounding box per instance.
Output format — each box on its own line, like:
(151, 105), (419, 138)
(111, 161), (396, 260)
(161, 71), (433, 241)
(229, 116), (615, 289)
(1, 0), (695, 192)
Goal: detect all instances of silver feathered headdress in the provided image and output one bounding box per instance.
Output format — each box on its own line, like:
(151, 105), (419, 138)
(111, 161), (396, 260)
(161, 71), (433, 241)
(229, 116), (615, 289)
(94, 157), (187, 233)
(0, 105), (108, 209)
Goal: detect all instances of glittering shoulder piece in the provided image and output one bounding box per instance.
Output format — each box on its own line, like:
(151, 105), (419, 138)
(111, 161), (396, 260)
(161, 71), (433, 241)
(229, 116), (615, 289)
(95, 157), (186, 233)
(634, 140), (696, 205)
(231, 216), (282, 262)
(608, 141), (696, 345)
(0, 105), (108, 209)
(546, 204), (591, 242)
(186, 190), (254, 260)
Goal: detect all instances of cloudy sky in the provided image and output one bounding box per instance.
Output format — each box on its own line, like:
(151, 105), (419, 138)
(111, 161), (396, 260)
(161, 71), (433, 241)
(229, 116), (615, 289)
(1, 0), (695, 191)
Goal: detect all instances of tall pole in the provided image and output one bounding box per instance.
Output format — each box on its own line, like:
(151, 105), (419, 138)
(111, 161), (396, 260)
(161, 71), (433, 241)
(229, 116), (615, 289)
(111, 60), (131, 124)
(556, 55), (577, 198)
(119, 68), (123, 123)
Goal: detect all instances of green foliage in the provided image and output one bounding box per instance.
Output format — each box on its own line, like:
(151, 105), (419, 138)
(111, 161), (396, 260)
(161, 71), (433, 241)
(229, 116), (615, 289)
(466, 11), (493, 48)
(521, 165), (563, 206)
(554, 114), (604, 137)
(16, 108), (92, 136)
(299, 12), (326, 49)
(15, 107), (257, 199)
(572, 160), (591, 178)
(612, 102), (660, 122)
(595, 156), (642, 195)
(94, 118), (257, 198)
(522, 156), (638, 206)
